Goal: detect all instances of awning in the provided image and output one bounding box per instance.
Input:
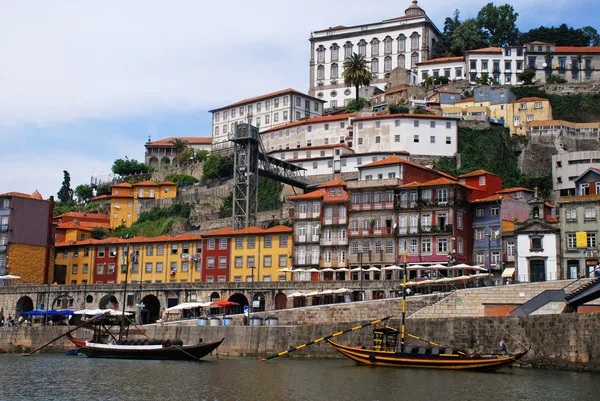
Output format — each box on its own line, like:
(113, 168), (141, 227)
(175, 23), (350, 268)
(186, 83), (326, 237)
(502, 268), (516, 278)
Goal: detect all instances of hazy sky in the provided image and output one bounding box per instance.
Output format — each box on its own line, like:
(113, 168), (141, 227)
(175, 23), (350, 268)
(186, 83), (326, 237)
(1, 0), (597, 197)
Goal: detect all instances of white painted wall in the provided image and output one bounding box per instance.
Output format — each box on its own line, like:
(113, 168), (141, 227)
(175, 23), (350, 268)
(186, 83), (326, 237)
(417, 60), (465, 83)
(359, 165), (403, 180)
(516, 233), (558, 282)
(261, 116), (353, 152)
(465, 48), (525, 86)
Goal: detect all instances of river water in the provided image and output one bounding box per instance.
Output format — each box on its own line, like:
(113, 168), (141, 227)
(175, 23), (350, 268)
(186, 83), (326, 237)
(0, 354), (598, 401)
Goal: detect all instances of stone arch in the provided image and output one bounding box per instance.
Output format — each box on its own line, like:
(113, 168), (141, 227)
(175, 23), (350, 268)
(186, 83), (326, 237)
(16, 296), (34, 318)
(99, 294), (118, 310)
(141, 294), (161, 324)
(252, 292), (266, 312)
(148, 156), (159, 169)
(160, 156), (171, 168)
(53, 294), (74, 310)
(227, 293), (249, 315)
(209, 292), (220, 302)
(274, 292), (287, 310)
(85, 294), (94, 304)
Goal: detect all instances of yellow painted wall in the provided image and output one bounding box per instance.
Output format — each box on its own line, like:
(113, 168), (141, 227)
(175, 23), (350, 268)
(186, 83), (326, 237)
(110, 198), (135, 228)
(59, 245), (95, 284)
(229, 234), (292, 282)
(119, 241), (202, 284)
(110, 184), (178, 228)
(158, 184), (177, 199)
(505, 100), (553, 136)
(7, 244), (46, 284)
(64, 228), (90, 242)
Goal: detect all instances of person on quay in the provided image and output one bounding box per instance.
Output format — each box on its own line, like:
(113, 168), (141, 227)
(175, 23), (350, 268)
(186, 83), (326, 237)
(499, 339), (508, 355)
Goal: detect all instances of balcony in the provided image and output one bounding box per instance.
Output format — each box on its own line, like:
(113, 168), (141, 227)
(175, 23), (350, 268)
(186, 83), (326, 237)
(293, 235), (320, 244)
(291, 211), (321, 220)
(348, 201), (394, 211)
(349, 228), (394, 237)
(320, 236), (349, 246)
(321, 216), (348, 225)
(294, 259), (320, 267)
(0, 245), (6, 253)
(319, 259), (348, 268)
(0, 224), (8, 232)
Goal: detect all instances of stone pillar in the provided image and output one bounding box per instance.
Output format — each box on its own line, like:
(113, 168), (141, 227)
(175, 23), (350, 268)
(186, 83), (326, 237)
(308, 38), (316, 96)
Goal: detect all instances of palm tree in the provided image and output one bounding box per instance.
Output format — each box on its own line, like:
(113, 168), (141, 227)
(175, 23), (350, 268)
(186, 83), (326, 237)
(169, 138), (189, 154)
(576, 54), (584, 83)
(342, 53), (373, 104)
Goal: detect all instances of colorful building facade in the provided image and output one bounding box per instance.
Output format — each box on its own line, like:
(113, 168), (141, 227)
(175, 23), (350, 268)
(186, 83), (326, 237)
(109, 181), (178, 228)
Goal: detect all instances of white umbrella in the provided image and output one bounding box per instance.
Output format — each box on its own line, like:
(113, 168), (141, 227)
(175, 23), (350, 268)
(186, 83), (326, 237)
(292, 268), (306, 272)
(306, 268), (320, 273)
(351, 267), (363, 271)
(407, 264), (426, 270)
(452, 263), (473, 269)
(319, 289), (334, 295)
(365, 266), (381, 272)
(434, 277), (452, 283)
(455, 275), (471, 281)
(304, 291), (321, 297)
(382, 265), (402, 270)
(428, 264), (447, 269)
(288, 292), (306, 298)
(166, 302), (207, 312)
(0, 274), (20, 279)
(321, 268), (335, 272)
(335, 268), (350, 272)
(333, 288), (351, 294)
(278, 268), (292, 272)
(469, 266), (489, 272)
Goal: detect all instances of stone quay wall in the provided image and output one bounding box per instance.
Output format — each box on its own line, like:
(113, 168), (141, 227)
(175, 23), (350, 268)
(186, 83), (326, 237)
(2, 312), (600, 371)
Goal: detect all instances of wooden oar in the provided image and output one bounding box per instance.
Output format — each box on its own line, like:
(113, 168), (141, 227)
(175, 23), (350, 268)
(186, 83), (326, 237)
(258, 316), (391, 362)
(23, 312), (109, 356)
(404, 331), (466, 355)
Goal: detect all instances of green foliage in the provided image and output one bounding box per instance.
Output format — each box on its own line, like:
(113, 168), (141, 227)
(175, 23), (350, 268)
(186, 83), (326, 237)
(422, 76), (434, 87)
(113, 217), (185, 238)
(510, 86), (600, 123)
(91, 227), (110, 240)
(475, 72), (494, 86)
(165, 173), (198, 186)
(434, 156), (459, 177)
(476, 3), (520, 47)
(518, 24), (593, 47)
(451, 19), (489, 55)
(389, 104), (409, 114)
(582, 26), (600, 46)
(546, 73), (568, 84)
(74, 184), (93, 203)
(258, 177), (282, 212)
(342, 53), (373, 102)
(433, 76), (450, 85)
(202, 154), (233, 181)
(95, 184), (111, 196)
(112, 157), (152, 176)
(219, 193), (233, 218)
(345, 97), (366, 113)
(517, 69), (536, 85)
(136, 203), (191, 224)
(169, 138), (189, 153)
(432, 9), (461, 58)
(413, 108), (435, 115)
(195, 150), (210, 163)
(53, 201), (77, 217)
(57, 170), (73, 203)
(176, 148), (195, 164)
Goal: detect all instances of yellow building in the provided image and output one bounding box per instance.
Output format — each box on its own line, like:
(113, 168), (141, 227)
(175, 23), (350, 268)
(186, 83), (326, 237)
(229, 226), (293, 283)
(54, 240), (97, 284)
(506, 97), (553, 136)
(110, 181), (178, 228)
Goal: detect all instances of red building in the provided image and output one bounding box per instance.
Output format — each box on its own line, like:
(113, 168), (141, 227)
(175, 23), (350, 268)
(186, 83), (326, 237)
(459, 170), (502, 201)
(93, 238), (125, 284)
(201, 228), (234, 283)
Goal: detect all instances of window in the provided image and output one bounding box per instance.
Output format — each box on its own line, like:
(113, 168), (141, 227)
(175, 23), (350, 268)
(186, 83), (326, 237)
(156, 244), (164, 256)
(236, 238), (243, 249)
(530, 236), (543, 252)
(567, 233), (577, 250)
(438, 237), (448, 253)
(584, 208), (596, 221)
(206, 257), (215, 269)
(475, 229), (485, 241)
(248, 237), (256, 249)
(413, 135), (419, 143)
(156, 262), (163, 273)
(384, 56), (392, 72)
(479, 176), (486, 186)
(430, 136), (435, 144)
(490, 205), (500, 216)
(219, 238), (227, 250)
(414, 120), (419, 127)
(279, 255), (287, 267)
(264, 235), (273, 248)
(331, 63), (338, 79)
(207, 239), (215, 250)
(437, 188), (448, 205)
(144, 263), (152, 273)
(235, 256), (243, 268)
(457, 213), (463, 229)
(264, 255), (272, 267)
(588, 233), (597, 248)
(219, 256), (227, 269)
(411, 35), (419, 50)
(421, 238), (431, 254)
(566, 209), (577, 221)
(395, 135), (400, 142)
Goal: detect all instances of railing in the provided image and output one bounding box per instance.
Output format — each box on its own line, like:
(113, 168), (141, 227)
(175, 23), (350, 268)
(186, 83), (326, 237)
(320, 237), (348, 246)
(349, 228), (394, 237)
(291, 211), (321, 220)
(293, 235), (320, 243)
(0, 225), (8, 232)
(348, 201), (394, 211)
(321, 216), (347, 225)
(319, 259), (348, 268)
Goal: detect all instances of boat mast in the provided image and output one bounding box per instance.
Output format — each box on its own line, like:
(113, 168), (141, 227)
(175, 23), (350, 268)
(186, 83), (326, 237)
(400, 247), (407, 352)
(119, 245), (129, 340)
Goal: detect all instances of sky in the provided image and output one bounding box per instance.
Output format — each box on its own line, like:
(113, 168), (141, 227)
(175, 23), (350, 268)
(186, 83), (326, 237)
(1, 0), (597, 198)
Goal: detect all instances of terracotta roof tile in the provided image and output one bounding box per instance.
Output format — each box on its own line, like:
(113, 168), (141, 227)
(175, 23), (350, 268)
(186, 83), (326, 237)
(201, 228), (237, 237)
(465, 47), (503, 54)
(262, 113), (357, 134)
(54, 212), (110, 220)
(472, 194), (515, 203)
(209, 89), (324, 112)
(55, 234), (202, 247)
(289, 190), (324, 200)
(111, 183), (133, 188)
(317, 179), (348, 188)
(110, 194), (134, 198)
(459, 169), (501, 178)
(354, 113), (453, 122)
(417, 56), (464, 65)
(496, 187), (533, 194)
(455, 97), (474, 104)
(146, 137), (212, 147)
(529, 41), (550, 45)
(0, 191), (47, 200)
(512, 97), (549, 103)
(555, 46), (600, 54)
(132, 181), (159, 187)
(159, 181), (177, 186)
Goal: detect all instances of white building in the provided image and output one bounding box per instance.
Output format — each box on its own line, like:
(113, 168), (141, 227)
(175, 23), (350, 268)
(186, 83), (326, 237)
(353, 114), (457, 156)
(524, 42), (600, 83)
(416, 56), (465, 83)
(209, 89), (325, 151)
(145, 136), (212, 170)
(552, 150), (600, 197)
(309, 0), (440, 109)
(465, 46), (525, 86)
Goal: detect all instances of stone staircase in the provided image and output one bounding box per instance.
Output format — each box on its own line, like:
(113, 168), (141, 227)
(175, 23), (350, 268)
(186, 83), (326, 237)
(409, 281), (575, 319)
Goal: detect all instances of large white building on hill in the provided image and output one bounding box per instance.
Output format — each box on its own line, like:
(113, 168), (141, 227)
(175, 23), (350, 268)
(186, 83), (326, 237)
(308, 1), (441, 110)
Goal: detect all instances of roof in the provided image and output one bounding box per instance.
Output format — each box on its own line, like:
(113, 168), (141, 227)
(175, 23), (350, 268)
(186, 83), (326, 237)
(459, 169), (501, 178)
(398, 178), (476, 190)
(201, 227), (237, 237)
(0, 191), (47, 200)
(132, 181), (159, 187)
(495, 187), (534, 194)
(54, 212), (110, 220)
(159, 181), (177, 186)
(527, 120), (566, 127)
(268, 143), (354, 154)
(230, 225), (293, 236)
(417, 56), (464, 65)
(354, 113), (453, 122)
(455, 97), (474, 104)
(529, 41), (550, 45)
(110, 194), (134, 198)
(55, 233), (203, 247)
(545, 202), (555, 208)
(313, 11), (435, 35)
(146, 137), (212, 147)
(261, 113), (357, 134)
(209, 88), (324, 113)
(360, 155), (410, 168)
(502, 220), (515, 232)
(317, 179), (348, 189)
(472, 194), (515, 203)
(111, 183), (133, 188)
(555, 46), (600, 54)
(55, 221), (112, 231)
(438, 90), (462, 94)
(465, 47), (502, 54)
(513, 97), (549, 103)
(289, 190), (324, 200)
(559, 194), (600, 203)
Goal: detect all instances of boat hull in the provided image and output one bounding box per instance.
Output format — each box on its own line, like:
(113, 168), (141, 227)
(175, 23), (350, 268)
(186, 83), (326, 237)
(327, 340), (528, 371)
(67, 334), (224, 361)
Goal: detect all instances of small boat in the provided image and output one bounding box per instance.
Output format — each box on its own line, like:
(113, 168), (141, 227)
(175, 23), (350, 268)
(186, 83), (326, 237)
(66, 333), (224, 361)
(326, 256), (529, 372)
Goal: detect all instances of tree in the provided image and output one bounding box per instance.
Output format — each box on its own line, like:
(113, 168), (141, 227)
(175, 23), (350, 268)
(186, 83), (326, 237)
(74, 184), (93, 203)
(518, 69), (536, 85)
(345, 97), (366, 113)
(91, 227), (110, 240)
(169, 138), (189, 154)
(112, 157), (152, 176)
(582, 26), (600, 46)
(57, 170), (73, 203)
(518, 24), (590, 47)
(476, 3), (520, 47)
(389, 104), (409, 114)
(475, 72), (494, 86)
(195, 150), (210, 163)
(432, 9), (462, 58)
(451, 19), (488, 55)
(342, 53), (373, 103)
(547, 73), (568, 84)
(176, 148), (195, 164)
(95, 184), (111, 196)
(164, 173), (198, 186)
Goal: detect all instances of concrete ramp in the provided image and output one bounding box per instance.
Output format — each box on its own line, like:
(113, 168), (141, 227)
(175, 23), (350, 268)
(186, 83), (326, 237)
(564, 277), (600, 312)
(509, 290), (565, 316)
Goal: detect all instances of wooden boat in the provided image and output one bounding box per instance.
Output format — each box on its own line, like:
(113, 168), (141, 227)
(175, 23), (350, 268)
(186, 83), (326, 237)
(326, 255), (530, 372)
(66, 333), (224, 361)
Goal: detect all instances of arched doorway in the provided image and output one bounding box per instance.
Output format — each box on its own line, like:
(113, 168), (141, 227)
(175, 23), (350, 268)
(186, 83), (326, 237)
(274, 293), (287, 310)
(209, 292), (220, 302)
(53, 295), (74, 310)
(227, 293), (249, 315)
(160, 157), (171, 168)
(99, 294), (119, 310)
(16, 296), (34, 318)
(141, 295), (161, 324)
(148, 156), (159, 169)
(252, 293), (265, 312)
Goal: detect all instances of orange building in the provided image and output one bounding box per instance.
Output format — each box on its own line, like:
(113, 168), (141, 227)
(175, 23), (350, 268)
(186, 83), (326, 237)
(53, 212), (111, 242)
(109, 181), (178, 228)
